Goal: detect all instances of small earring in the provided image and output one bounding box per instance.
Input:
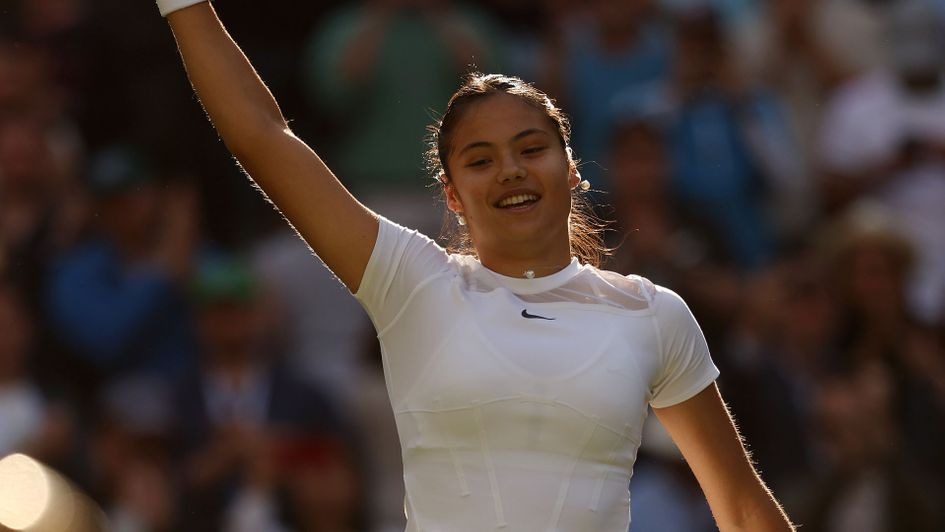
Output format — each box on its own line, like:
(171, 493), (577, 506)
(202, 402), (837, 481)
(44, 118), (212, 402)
(579, 180), (591, 191)
(456, 213), (466, 226)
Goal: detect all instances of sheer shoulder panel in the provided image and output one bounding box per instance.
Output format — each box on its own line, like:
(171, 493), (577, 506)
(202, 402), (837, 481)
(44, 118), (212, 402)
(515, 270), (653, 311)
(455, 264), (658, 312)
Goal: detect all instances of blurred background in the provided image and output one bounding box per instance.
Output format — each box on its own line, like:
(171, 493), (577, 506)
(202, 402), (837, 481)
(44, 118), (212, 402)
(0, 0), (944, 530)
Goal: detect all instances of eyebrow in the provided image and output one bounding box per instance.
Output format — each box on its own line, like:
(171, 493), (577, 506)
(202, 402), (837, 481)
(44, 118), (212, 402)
(457, 128), (549, 156)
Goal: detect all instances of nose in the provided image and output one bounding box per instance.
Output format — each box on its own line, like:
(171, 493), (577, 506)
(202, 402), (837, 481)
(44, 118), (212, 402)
(497, 151), (525, 184)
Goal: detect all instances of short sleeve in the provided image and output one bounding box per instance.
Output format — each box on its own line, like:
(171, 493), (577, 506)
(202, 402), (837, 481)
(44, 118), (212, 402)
(648, 286), (719, 409)
(355, 216), (451, 332)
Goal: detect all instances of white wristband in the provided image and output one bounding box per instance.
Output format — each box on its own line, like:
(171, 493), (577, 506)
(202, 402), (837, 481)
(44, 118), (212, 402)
(156, 0), (208, 17)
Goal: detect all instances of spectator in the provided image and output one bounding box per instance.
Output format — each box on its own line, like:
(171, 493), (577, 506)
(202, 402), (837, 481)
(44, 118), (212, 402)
(45, 145), (199, 411)
(301, 0), (503, 215)
(225, 436), (362, 532)
(821, 202), (945, 484)
(12, 0), (93, 117)
(544, 0), (672, 187)
(0, 113), (86, 310)
(0, 111), (87, 416)
(735, 0), (885, 89)
(604, 118), (739, 332)
(0, 280), (72, 462)
(89, 375), (180, 532)
(719, 254), (837, 496)
(175, 254), (359, 531)
(0, 34), (66, 120)
(818, 0), (945, 323)
(663, 6), (795, 269)
(250, 226), (371, 400)
(731, 0), (861, 238)
(796, 366), (942, 531)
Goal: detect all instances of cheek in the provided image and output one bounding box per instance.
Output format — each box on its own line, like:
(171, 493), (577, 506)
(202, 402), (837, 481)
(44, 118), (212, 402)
(446, 175), (488, 210)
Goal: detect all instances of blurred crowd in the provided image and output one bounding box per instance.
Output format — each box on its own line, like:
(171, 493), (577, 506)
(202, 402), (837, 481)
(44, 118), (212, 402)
(1, 0), (944, 530)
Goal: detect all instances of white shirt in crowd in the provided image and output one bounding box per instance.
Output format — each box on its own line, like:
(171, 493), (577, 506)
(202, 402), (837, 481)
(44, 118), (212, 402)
(820, 70), (945, 323)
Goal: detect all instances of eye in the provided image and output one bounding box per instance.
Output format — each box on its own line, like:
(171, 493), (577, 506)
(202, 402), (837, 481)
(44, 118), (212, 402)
(522, 146), (547, 156)
(465, 158), (490, 168)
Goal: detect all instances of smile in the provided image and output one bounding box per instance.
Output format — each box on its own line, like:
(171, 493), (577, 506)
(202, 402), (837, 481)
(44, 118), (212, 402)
(496, 194), (540, 208)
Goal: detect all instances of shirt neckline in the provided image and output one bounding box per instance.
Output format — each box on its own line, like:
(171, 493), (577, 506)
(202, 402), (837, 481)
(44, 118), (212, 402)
(480, 257), (583, 295)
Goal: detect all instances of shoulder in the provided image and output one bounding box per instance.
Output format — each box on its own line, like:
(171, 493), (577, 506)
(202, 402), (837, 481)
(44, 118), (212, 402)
(595, 268), (658, 298)
(587, 267), (696, 320)
(578, 267), (660, 313)
(370, 215), (451, 272)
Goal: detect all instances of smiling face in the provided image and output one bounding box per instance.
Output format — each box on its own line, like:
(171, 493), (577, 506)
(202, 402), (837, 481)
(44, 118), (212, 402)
(442, 93), (579, 264)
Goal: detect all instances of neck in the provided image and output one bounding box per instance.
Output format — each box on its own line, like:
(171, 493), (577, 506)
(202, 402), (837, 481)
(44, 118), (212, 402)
(467, 214), (575, 278)
(476, 241), (574, 279)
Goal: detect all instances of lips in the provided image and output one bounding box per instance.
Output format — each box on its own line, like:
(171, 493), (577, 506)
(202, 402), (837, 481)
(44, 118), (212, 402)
(494, 190), (541, 209)
(497, 193), (540, 208)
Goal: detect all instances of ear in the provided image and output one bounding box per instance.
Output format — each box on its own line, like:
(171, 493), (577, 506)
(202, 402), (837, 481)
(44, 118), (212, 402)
(568, 161), (581, 189)
(442, 174), (464, 214)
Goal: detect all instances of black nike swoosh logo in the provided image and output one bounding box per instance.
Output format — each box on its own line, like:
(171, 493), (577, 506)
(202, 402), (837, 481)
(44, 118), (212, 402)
(521, 309), (555, 320)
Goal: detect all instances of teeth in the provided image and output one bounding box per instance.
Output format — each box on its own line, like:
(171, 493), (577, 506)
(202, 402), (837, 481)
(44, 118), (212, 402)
(498, 194), (538, 207)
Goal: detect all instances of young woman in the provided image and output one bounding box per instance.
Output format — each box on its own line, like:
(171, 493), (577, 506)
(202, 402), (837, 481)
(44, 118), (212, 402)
(155, 1), (795, 530)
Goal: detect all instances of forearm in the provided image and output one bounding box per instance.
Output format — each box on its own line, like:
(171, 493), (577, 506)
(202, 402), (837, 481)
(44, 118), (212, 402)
(699, 428), (796, 531)
(655, 386), (795, 532)
(166, 3), (287, 156)
(155, 0), (381, 290)
(713, 482), (795, 532)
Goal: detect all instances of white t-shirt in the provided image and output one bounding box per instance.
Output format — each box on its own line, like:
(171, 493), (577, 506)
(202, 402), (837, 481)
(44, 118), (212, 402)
(355, 217), (719, 532)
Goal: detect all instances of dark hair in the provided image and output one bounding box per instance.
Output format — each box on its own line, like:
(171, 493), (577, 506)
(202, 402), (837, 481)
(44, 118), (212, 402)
(425, 73), (608, 268)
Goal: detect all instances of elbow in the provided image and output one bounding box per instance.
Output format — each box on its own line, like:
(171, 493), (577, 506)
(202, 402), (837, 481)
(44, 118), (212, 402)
(224, 117), (292, 162)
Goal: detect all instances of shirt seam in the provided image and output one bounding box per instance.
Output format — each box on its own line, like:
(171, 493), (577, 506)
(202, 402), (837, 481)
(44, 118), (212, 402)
(375, 270), (452, 338)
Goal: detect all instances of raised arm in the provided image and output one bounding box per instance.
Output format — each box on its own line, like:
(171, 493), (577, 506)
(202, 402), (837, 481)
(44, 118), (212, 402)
(160, 1), (378, 291)
(653, 383), (796, 532)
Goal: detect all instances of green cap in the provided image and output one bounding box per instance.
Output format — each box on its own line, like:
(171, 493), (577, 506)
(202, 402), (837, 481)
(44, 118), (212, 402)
(87, 144), (156, 195)
(191, 255), (256, 305)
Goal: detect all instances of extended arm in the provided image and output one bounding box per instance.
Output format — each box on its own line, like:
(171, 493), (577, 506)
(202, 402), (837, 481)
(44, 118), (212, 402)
(162, 2), (378, 291)
(654, 383), (795, 532)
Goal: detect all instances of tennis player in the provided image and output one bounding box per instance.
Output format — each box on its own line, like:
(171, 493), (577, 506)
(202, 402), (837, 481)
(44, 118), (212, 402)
(154, 1), (795, 530)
